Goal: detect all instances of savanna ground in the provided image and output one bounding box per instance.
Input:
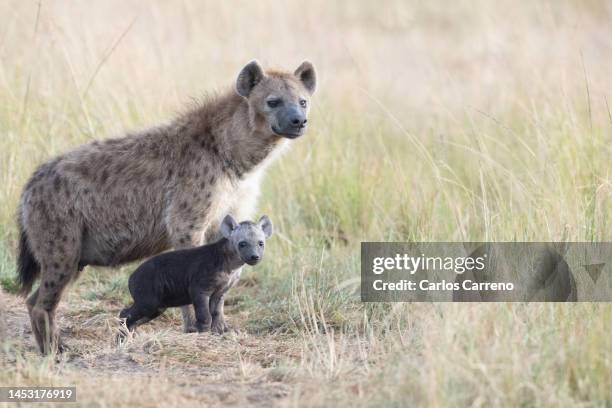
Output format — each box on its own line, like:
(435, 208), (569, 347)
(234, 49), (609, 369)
(1, 1), (611, 406)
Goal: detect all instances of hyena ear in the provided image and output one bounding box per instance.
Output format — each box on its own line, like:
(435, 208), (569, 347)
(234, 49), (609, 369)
(236, 60), (265, 98)
(294, 61), (316, 95)
(258, 215), (273, 239)
(220, 214), (239, 239)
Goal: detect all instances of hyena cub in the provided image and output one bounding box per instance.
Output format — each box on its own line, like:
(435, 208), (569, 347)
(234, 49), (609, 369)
(119, 215), (273, 334)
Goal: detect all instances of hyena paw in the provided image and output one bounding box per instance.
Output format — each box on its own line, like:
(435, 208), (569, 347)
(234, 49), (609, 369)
(56, 337), (70, 353)
(195, 323), (211, 333)
(211, 320), (228, 335)
(184, 324), (198, 333)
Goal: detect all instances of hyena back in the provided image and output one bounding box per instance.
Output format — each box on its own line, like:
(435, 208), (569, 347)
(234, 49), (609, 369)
(17, 60), (316, 354)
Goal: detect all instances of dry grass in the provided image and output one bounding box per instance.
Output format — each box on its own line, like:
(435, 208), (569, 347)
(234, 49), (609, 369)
(1, 1), (612, 407)
(1, 285), (296, 406)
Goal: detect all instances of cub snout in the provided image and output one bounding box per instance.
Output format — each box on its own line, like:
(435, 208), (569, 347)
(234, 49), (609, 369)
(246, 254), (261, 265)
(239, 244), (264, 265)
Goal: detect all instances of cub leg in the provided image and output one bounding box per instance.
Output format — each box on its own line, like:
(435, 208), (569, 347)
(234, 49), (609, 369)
(191, 291), (212, 333)
(120, 304), (163, 331)
(210, 293), (229, 334)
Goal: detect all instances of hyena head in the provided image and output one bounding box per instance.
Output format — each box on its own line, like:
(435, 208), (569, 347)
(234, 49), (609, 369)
(220, 214), (273, 266)
(236, 60), (316, 139)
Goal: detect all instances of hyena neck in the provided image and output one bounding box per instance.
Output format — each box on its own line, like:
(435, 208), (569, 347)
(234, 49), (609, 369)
(178, 91), (287, 179)
(183, 92), (286, 179)
(213, 238), (245, 272)
(218, 99), (285, 178)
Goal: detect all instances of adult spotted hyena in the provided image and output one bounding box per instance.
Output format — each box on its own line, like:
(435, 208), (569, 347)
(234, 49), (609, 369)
(16, 60), (316, 354)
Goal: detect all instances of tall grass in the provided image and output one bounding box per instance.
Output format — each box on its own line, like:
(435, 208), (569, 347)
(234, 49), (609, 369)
(1, 1), (611, 406)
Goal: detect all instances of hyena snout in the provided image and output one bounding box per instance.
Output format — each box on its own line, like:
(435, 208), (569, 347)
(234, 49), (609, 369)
(275, 106), (307, 138)
(247, 253), (261, 265)
(239, 244), (264, 266)
(287, 106), (307, 128)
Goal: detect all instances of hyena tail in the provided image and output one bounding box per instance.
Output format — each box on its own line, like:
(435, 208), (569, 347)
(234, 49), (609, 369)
(17, 223), (40, 297)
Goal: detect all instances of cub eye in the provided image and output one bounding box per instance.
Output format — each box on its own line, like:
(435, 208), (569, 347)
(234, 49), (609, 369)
(239, 241), (247, 248)
(267, 99), (281, 108)
(299, 99), (307, 108)
(258, 241), (264, 247)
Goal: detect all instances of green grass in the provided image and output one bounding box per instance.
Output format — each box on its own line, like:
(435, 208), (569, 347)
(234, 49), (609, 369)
(0, 243), (19, 294)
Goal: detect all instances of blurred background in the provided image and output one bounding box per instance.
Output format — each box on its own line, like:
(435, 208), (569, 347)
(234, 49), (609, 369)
(3, 1), (612, 115)
(1, 0), (610, 243)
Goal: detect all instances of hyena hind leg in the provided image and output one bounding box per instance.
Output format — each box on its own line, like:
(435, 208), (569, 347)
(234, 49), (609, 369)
(29, 264), (75, 354)
(120, 304), (163, 332)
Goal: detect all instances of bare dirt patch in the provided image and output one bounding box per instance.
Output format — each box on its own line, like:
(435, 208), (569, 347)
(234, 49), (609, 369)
(0, 288), (299, 406)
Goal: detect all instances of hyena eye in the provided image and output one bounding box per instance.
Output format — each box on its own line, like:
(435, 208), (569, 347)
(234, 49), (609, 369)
(299, 99), (307, 108)
(267, 99), (281, 108)
(239, 241), (248, 248)
(258, 241), (264, 247)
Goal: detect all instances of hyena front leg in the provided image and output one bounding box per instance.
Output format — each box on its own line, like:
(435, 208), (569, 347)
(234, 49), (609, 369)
(180, 308), (198, 333)
(167, 194), (214, 333)
(210, 292), (228, 333)
(207, 185), (256, 332)
(191, 290), (212, 333)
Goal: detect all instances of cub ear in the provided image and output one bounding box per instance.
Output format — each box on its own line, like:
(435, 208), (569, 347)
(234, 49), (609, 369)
(294, 61), (316, 95)
(220, 214), (239, 239)
(236, 60), (265, 98)
(258, 215), (273, 239)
